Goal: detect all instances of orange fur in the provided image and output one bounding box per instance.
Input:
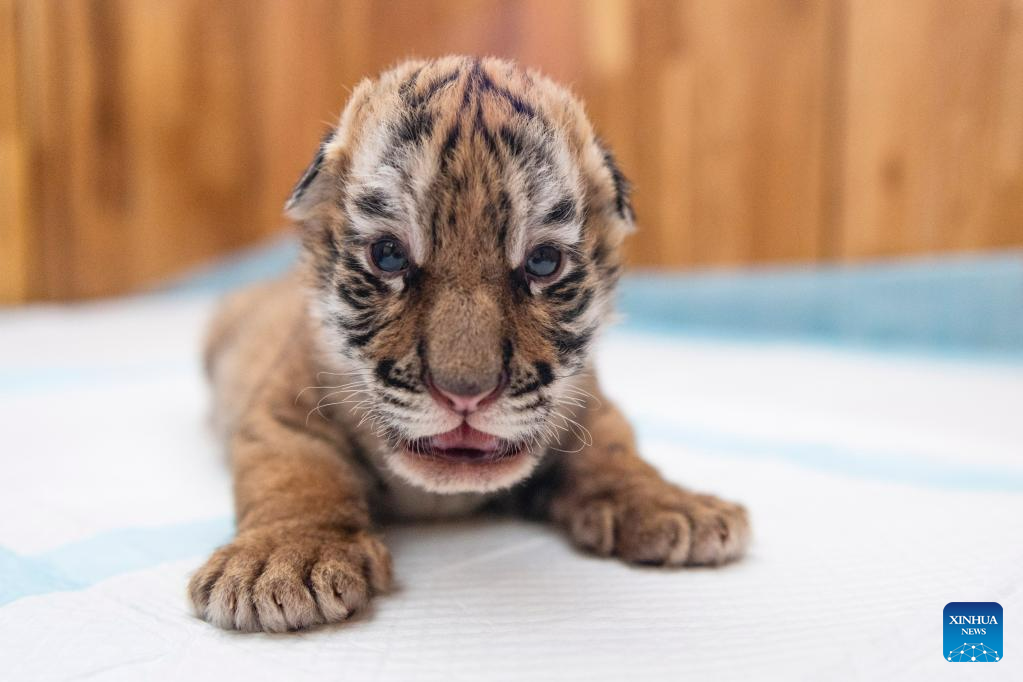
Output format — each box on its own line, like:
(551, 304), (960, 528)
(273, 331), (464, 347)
(189, 57), (750, 632)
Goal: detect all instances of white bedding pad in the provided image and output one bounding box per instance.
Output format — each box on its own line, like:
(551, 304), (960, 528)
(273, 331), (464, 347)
(1, 294), (1021, 681)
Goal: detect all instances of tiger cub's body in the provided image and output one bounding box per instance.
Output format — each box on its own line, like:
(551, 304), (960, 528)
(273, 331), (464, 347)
(189, 56), (750, 633)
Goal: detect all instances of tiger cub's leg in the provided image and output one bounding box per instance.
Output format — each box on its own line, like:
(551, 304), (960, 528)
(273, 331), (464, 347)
(188, 411), (391, 632)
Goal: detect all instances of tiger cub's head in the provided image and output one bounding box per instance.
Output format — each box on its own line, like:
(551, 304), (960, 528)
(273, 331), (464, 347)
(288, 56), (633, 494)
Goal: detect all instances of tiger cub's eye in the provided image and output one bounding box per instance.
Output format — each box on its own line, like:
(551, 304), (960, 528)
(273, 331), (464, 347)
(370, 239), (409, 273)
(525, 244), (562, 279)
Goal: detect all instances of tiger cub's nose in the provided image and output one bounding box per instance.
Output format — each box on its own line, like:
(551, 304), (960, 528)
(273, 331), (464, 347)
(425, 372), (506, 415)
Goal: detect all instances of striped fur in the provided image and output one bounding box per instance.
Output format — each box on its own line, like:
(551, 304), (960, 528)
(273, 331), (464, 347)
(189, 57), (750, 633)
(289, 56), (633, 492)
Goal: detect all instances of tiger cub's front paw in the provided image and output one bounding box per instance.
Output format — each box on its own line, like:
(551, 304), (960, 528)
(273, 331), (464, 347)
(553, 480), (751, 567)
(188, 527), (392, 632)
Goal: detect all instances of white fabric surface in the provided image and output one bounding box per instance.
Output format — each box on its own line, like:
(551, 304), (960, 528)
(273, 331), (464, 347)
(1, 293), (1021, 681)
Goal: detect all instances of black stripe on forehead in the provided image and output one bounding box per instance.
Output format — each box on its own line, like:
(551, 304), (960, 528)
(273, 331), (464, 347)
(428, 201), (442, 249)
(498, 126), (524, 157)
(353, 190), (397, 220)
(496, 123), (562, 206)
(473, 98), (501, 158)
(389, 67), (459, 153)
(543, 197), (576, 225)
(402, 68), (460, 108)
(469, 59), (537, 119)
(496, 189), (512, 249)
(438, 118), (462, 173)
(398, 66), (423, 100)
(393, 108), (435, 145)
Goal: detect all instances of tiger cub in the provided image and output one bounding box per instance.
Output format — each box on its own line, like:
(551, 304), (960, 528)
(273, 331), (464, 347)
(189, 56), (750, 632)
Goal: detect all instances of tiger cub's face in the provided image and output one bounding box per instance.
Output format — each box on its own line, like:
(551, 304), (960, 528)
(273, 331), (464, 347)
(288, 57), (633, 494)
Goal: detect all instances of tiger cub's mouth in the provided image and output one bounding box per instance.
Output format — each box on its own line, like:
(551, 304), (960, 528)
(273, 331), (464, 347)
(391, 418), (542, 493)
(403, 423), (526, 463)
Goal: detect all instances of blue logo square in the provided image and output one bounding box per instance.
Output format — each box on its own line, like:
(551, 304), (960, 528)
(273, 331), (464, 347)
(944, 602), (1002, 662)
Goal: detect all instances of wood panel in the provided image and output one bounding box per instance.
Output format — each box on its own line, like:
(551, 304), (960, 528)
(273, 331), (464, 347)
(0, 0), (28, 303)
(840, 0), (1023, 258)
(623, 0), (831, 266)
(3, 0), (1022, 302)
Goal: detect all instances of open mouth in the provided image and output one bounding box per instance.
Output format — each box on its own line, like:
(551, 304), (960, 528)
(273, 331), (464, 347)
(404, 423), (525, 463)
(392, 422), (540, 493)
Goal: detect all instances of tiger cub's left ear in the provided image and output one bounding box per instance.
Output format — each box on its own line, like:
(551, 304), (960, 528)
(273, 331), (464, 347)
(285, 127), (338, 220)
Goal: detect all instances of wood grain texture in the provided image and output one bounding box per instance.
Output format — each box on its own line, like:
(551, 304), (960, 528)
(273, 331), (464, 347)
(839, 0), (1023, 258)
(4, 0), (1022, 302)
(0, 0), (28, 304)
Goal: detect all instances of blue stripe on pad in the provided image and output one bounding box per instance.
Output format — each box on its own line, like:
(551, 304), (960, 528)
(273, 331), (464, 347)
(0, 518), (233, 607)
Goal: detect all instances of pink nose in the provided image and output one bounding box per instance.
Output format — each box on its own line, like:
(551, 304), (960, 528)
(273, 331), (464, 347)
(436, 388), (491, 414)
(426, 373), (505, 415)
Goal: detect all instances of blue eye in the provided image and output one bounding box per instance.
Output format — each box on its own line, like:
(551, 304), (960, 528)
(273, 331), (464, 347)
(370, 239), (409, 273)
(525, 244), (562, 279)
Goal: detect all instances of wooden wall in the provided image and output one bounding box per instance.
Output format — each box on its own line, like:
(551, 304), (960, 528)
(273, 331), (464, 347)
(2, 0), (1022, 302)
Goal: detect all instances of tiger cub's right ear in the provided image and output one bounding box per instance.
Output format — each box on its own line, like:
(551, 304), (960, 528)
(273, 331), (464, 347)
(284, 127), (338, 220)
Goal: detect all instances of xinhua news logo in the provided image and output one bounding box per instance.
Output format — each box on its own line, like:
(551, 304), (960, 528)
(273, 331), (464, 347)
(944, 602), (1002, 662)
